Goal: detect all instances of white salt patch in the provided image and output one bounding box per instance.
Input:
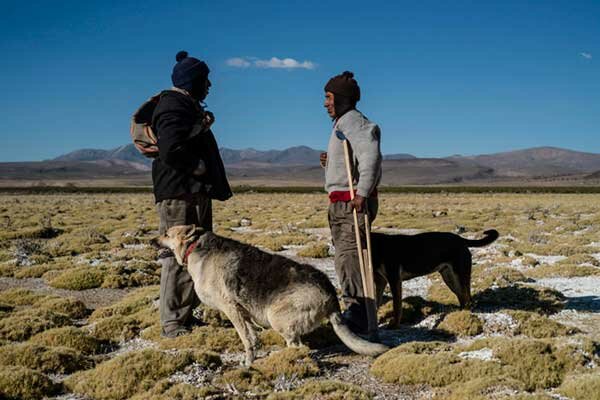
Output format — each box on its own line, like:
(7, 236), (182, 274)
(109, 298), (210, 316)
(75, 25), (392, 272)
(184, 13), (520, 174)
(458, 347), (495, 361)
(415, 314), (443, 330)
(403, 276), (431, 299)
(534, 276), (600, 298)
(587, 242), (600, 248)
(122, 243), (147, 250)
(479, 312), (518, 335)
(112, 338), (156, 355)
(525, 253), (567, 265)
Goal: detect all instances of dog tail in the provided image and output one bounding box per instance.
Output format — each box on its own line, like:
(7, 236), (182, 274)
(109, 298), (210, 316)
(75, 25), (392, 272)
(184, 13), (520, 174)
(329, 312), (389, 356)
(463, 229), (499, 247)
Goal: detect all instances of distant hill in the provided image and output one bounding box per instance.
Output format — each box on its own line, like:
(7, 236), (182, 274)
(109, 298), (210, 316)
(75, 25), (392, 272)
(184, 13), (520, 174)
(449, 147), (600, 177)
(0, 144), (597, 187)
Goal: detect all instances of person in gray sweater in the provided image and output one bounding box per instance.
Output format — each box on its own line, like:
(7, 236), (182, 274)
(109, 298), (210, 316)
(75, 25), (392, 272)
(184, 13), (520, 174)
(321, 71), (382, 334)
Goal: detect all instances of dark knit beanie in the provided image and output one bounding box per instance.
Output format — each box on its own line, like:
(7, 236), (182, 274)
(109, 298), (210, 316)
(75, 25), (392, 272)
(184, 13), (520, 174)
(171, 51), (210, 92)
(324, 71), (360, 102)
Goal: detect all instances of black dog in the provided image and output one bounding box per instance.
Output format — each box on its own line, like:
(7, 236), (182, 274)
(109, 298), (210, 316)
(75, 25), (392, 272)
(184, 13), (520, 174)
(371, 229), (499, 327)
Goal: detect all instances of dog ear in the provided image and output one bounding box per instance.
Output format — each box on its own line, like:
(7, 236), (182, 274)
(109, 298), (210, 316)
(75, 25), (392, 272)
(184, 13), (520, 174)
(184, 224), (204, 241)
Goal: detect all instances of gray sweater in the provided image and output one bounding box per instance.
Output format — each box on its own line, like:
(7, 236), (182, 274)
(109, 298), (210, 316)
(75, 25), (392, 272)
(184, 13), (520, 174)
(325, 109), (382, 197)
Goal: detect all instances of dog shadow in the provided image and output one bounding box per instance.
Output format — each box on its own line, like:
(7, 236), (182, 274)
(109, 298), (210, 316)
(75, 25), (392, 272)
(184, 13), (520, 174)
(472, 285), (565, 314)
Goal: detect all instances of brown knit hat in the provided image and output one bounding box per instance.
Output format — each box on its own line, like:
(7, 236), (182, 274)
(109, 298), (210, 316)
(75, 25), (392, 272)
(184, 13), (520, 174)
(324, 71), (360, 102)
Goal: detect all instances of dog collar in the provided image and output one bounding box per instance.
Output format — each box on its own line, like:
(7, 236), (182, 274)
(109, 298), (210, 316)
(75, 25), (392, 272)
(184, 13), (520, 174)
(183, 241), (200, 265)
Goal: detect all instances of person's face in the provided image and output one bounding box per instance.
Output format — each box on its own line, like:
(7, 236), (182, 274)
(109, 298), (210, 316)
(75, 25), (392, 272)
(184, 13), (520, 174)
(192, 77), (211, 101)
(324, 92), (336, 119)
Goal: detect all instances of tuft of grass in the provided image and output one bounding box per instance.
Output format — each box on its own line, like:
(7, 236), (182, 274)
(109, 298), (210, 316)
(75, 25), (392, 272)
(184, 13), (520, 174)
(0, 309), (70, 341)
(0, 365), (60, 400)
(297, 242), (330, 258)
(130, 379), (222, 400)
(101, 263), (160, 288)
(90, 286), (159, 321)
(146, 325), (243, 353)
(253, 347), (319, 379)
(371, 344), (504, 387)
(372, 337), (585, 392)
(268, 380), (372, 399)
(0, 288), (45, 306)
(65, 349), (210, 400)
(523, 264), (600, 279)
(464, 337), (586, 391)
(558, 373), (600, 400)
(218, 367), (271, 394)
(36, 296), (89, 319)
(48, 266), (107, 290)
(433, 377), (525, 400)
(508, 311), (579, 338)
(0, 342), (92, 374)
(437, 311), (484, 336)
(29, 326), (108, 355)
(91, 308), (158, 343)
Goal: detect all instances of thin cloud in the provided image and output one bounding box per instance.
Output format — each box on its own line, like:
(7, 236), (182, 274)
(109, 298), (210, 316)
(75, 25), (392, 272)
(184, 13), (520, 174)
(580, 52), (592, 59)
(226, 57), (251, 68)
(226, 56), (316, 70)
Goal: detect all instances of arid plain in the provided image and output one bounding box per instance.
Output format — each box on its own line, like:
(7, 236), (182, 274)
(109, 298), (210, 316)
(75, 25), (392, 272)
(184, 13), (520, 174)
(1, 192), (599, 399)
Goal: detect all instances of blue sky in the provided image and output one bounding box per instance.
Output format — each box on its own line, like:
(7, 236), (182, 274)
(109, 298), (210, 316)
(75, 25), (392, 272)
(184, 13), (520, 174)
(0, 0), (598, 161)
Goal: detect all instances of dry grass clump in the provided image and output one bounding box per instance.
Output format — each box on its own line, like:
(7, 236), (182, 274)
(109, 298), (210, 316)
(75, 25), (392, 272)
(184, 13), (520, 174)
(36, 295), (89, 319)
(437, 311), (484, 336)
(101, 263), (160, 288)
(48, 266), (107, 290)
(65, 348), (210, 400)
(297, 242), (330, 258)
(0, 264), (17, 277)
(523, 264), (600, 279)
(268, 380), (372, 399)
(372, 337), (585, 392)
(130, 379), (221, 400)
(218, 367), (271, 393)
(29, 326), (108, 354)
(433, 376), (526, 400)
(558, 373), (600, 400)
(0, 288), (45, 306)
(144, 325), (243, 353)
(91, 308), (158, 342)
(463, 337), (585, 390)
(87, 286), (160, 342)
(0, 342), (91, 374)
(253, 347), (320, 379)
(90, 286), (159, 320)
(0, 365), (60, 400)
(558, 253), (600, 267)
(371, 342), (504, 387)
(0, 309), (70, 341)
(508, 311), (579, 338)
(246, 233), (311, 251)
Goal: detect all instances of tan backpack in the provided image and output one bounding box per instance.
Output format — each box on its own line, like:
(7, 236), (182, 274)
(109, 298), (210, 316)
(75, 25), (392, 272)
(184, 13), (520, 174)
(129, 93), (161, 158)
(130, 89), (214, 158)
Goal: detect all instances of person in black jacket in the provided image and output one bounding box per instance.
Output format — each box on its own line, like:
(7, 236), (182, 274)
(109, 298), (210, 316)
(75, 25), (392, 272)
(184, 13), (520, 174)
(152, 50), (232, 338)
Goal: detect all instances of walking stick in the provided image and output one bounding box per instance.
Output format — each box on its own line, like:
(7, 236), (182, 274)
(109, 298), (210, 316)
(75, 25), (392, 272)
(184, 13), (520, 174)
(335, 130), (378, 338)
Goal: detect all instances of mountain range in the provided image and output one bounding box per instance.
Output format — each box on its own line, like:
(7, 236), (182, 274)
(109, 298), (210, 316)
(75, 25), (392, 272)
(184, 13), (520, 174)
(2, 144), (600, 186)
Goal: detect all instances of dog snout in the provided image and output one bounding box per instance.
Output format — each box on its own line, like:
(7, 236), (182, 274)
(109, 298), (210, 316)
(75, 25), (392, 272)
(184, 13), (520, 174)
(149, 237), (162, 249)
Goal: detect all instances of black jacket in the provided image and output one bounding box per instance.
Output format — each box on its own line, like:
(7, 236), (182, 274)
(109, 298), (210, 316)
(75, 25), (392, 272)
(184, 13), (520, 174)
(151, 90), (232, 203)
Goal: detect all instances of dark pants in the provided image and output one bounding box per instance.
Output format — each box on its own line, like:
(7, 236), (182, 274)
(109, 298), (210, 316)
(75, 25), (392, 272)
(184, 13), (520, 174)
(328, 198), (378, 310)
(156, 194), (212, 335)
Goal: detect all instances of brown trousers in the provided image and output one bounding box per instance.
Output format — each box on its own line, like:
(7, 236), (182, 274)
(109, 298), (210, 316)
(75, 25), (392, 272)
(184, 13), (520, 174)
(328, 198), (379, 308)
(156, 194), (212, 335)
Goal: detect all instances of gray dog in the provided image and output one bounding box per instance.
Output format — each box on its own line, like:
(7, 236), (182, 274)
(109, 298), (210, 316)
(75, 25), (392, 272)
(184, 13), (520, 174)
(155, 224), (388, 365)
